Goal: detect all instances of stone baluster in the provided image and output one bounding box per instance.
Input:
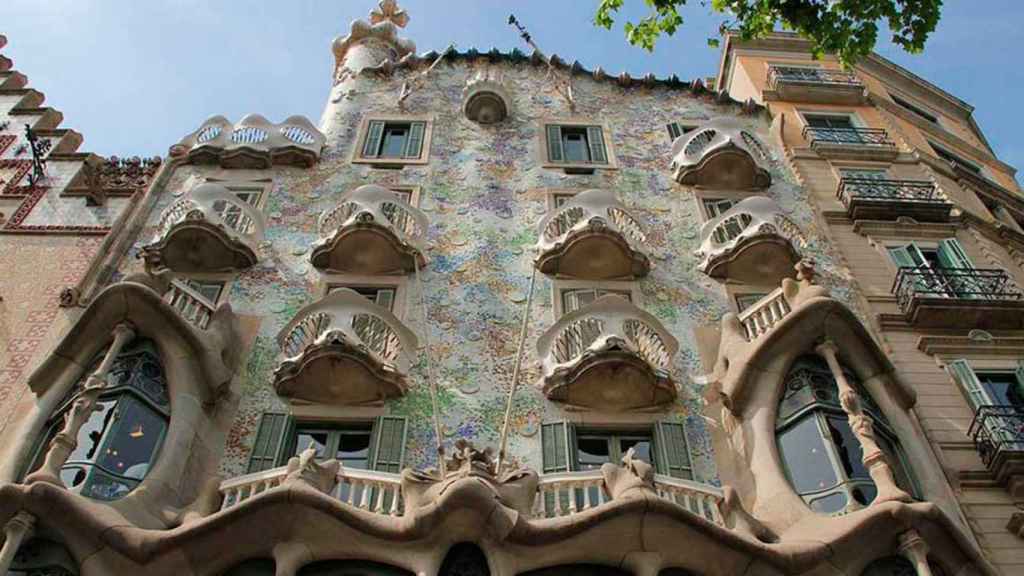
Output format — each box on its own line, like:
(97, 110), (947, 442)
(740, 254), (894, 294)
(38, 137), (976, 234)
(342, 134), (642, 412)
(26, 322), (137, 487)
(815, 340), (911, 505)
(0, 511), (36, 575)
(897, 530), (934, 576)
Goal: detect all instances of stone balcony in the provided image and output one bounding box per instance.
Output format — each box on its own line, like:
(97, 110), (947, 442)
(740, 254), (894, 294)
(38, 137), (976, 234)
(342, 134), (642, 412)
(892, 267), (1024, 329)
(837, 177), (952, 222)
(695, 196), (802, 284)
(310, 185), (428, 274)
(766, 66), (866, 105)
(671, 118), (772, 190)
(142, 183), (266, 273)
(534, 189), (650, 280)
(273, 288), (419, 406)
(969, 405), (1024, 497)
(803, 126), (897, 161)
(536, 294), (678, 412)
(171, 114), (325, 168)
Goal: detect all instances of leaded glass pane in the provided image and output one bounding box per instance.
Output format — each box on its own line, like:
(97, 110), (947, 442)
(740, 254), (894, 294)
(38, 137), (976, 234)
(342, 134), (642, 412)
(777, 416), (839, 494)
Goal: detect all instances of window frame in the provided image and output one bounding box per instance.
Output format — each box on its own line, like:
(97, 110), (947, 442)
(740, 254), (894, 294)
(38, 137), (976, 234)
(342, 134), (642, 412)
(573, 429), (656, 471)
(538, 119), (619, 171)
(286, 421), (375, 469)
(352, 115), (433, 166)
(889, 93), (941, 125)
(551, 279), (640, 318)
(321, 274), (408, 319)
(384, 184), (422, 207)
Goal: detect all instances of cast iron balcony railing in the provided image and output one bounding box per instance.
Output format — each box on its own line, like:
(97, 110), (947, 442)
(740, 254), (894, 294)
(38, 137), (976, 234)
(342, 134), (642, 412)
(768, 66), (862, 88)
(837, 178), (952, 222)
(311, 184), (428, 275)
(695, 196), (803, 284)
(803, 126), (895, 148)
(892, 266), (1024, 329)
(274, 288), (418, 406)
(142, 183), (266, 273)
(536, 295), (678, 412)
(968, 405), (1024, 495)
(535, 189), (650, 279)
(765, 66), (866, 105)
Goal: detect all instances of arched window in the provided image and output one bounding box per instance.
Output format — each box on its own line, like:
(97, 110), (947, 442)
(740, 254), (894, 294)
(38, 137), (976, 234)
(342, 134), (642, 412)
(31, 338), (170, 501)
(775, 355), (916, 514)
(9, 538), (77, 575)
(520, 566), (632, 576)
(439, 543), (490, 576)
(221, 559), (275, 576)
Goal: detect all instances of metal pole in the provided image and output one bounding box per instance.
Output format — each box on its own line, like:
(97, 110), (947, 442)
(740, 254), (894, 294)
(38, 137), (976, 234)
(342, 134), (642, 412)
(496, 268), (538, 472)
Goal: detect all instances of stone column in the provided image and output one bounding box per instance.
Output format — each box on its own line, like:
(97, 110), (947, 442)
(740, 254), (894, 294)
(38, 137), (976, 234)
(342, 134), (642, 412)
(815, 340), (911, 505)
(897, 529), (935, 576)
(0, 511), (36, 574)
(26, 322), (136, 487)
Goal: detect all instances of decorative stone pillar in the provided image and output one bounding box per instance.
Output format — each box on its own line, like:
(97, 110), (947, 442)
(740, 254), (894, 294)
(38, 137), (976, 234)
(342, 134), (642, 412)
(26, 322), (136, 487)
(897, 529), (934, 576)
(815, 340), (911, 505)
(0, 511), (36, 574)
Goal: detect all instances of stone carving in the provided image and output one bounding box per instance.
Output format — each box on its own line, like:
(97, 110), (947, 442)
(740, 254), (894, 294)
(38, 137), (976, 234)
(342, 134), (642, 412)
(370, 0), (409, 28)
(283, 447), (340, 495)
(600, 447), (656, 500)
(401, 439), (539, 517)
(720, 486), (777, 543)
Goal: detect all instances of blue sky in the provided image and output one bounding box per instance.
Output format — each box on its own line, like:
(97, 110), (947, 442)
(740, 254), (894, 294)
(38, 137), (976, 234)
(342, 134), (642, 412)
(2, 1), (1022, 176)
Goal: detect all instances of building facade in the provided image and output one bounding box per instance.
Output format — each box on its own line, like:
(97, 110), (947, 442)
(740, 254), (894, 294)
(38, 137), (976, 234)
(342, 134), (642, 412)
(0, 3), (1021, 575)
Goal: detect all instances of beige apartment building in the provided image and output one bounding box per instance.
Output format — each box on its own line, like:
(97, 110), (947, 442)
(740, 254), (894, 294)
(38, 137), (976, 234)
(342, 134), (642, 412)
(0, 3), (1021, 575)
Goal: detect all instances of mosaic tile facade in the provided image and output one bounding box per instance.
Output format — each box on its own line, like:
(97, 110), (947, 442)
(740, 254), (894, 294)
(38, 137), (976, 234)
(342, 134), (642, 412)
(114, 51), (857, 482)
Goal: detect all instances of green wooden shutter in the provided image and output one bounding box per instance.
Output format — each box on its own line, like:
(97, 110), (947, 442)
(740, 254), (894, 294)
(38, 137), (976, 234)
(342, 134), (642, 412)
(887, 244), (922, 269)
(937, 238), (973, 270)
(370, 416), (407, 473)
(403, 121), (426, 159)
(546, 125), (564, 163)
(247, 413), (291, 473)
(362, 120), (385, 158)
(655, 420), (693, 480)
(666, 123), (683, 140)
(541, 421), (575, 472)
(947, 359), (991, 409)
(586, 126), (608, 164)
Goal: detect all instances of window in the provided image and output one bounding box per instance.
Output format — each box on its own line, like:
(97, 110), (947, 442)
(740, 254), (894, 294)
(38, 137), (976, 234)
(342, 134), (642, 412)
(31, 339), (170, 501)
(328, 285), (396, 311)
(891, 95), (939, 124)
(887, 238), (976, 298)
(290, 424), (373, 469)
(775, 355), (916, 515)
(666, 122), (696, 141)
(575, 431), (654, 470)
(8, 539), (77, 576)
(805, 115), (857, 130)
(552, 193), (577, 209)
(560, 287), (631, 314)
(387, 186), (414, 205)
(947, 360), (1024, 411)
(357, 119), (430, 163)
(735, 293), (768, 313)
(545, 123), (610, 167)
(701, 198), (736, 219)
(213, 188), (261, 233)
(182, 279), (225, 305)
(247, 414), (407, 474)
(541, 421), (693, 478)
(930, 142), (982, 174)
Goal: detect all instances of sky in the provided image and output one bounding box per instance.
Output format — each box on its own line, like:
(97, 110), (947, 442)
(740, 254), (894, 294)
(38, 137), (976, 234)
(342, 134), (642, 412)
(2, 1), (1023, 176)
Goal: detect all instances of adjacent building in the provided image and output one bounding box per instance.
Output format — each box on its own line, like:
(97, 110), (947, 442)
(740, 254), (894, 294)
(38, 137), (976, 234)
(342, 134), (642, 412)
(0, 4), (1021, 575)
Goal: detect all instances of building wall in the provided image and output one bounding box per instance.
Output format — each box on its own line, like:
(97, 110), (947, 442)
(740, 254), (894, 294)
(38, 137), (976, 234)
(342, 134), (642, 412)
(724, 34), (1024, 574)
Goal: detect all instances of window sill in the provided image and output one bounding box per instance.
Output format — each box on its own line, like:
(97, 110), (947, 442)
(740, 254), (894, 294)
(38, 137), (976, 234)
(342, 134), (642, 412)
(543, 162), (617, 173)
(352, 157), (429, 167)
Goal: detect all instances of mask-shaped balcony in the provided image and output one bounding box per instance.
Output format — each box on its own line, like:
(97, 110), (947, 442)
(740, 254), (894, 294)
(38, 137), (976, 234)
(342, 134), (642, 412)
(274, 288), (419, 406)
(311, 185), (428, 275)
(535, 189), (650, 280)
(695, 196), (802, 284)
(172, 114), (325, 168)
(142, 183), (266, 273)
(671, 119), (771, 190)
(536, 295), (678, 412)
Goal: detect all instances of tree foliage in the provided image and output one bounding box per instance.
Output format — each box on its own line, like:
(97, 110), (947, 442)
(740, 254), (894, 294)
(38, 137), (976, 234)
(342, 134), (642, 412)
(594, 0), (943, 66)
